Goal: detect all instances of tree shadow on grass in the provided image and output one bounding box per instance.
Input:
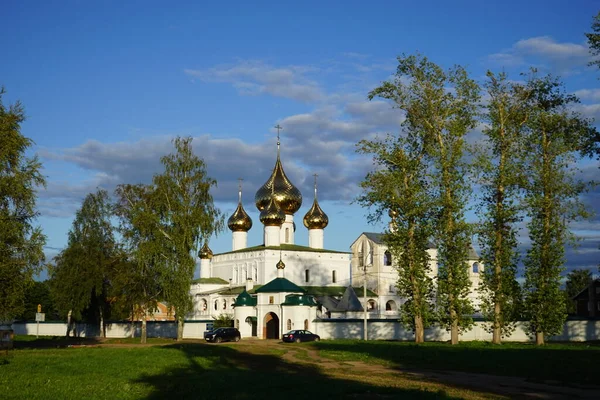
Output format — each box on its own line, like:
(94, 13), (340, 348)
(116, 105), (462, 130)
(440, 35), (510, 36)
(312, 340), (600, 386)
(12, 336), (102, 350)
(132, 343), (465, 399)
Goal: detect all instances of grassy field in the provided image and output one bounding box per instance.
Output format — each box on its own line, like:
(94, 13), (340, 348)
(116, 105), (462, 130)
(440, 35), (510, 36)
(314, 340), (599, 386)
(0, 337), (486, 400)
(1, 337), (597, 399)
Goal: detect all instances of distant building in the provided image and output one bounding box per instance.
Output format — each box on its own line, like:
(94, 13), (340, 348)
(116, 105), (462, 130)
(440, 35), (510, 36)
(573, 279), (600, 318)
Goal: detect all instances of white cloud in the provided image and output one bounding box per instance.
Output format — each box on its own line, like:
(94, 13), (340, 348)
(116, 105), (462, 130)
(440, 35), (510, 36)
(574, 88), (600, 102)
(487, 36), (593, 74)
(185, 61), (324, 103)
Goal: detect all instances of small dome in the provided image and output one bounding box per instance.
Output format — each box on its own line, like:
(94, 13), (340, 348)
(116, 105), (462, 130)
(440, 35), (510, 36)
(303, 198), (329, 230)
(198, 242), (213, 259)
(259, 197), (285, 226)
(388, 208), (398, 219)
(276, 259), (285, 270)
(304, 174), (328, 230)
(228, 203), (252, 232)
(234, 290), (257, 307)
(255, 143), (302, 214)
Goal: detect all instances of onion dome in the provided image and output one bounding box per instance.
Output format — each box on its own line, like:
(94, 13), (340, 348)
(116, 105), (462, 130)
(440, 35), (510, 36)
(303, 174), (329, 230)
(198, 242), (213, 259)
(276, 259), (285, 270)
(388, 208), (398, 220)
(259, 196), (285, 226)
(255, 131), (302, 214)
(227, 182), (253, 232)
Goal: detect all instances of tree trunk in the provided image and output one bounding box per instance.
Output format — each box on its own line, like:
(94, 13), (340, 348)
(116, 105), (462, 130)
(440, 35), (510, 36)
(492, 301), (501, 344)
(177, 317), (184, 341)
(415, 315), (424, 343)
(99, 307), (105, 338)
(536, 331), (544, 345)
(141, 313), (147, 344)
(451, 318), (459, 345)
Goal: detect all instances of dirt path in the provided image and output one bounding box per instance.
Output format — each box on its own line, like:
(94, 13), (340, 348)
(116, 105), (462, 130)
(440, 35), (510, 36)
(233, 339), (599, 400)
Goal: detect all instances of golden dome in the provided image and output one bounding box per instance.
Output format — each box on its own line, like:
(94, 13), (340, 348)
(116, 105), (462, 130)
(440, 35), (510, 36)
(255, 137), (302, 215)
(198, 242), (213, 259)
(259, 196), (286, 226)
(227, 183), (252, 232)
(276, 259), (286, 269)
(303, 174), (328, 230)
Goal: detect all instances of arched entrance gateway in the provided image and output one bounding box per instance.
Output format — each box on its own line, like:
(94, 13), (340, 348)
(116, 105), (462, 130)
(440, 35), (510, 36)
(264, 312), (279, 339)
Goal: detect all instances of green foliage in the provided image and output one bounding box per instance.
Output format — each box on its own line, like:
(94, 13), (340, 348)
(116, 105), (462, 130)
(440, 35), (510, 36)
(357, 66), (439, 340)
(564, 268), (593, 314)
(395, 55), (479, 341)
(114, 137), (224, 342)
(48, 189), (121, 332)
(213, 313), (234, 328)
(17, 280), (60, 321)
(153, 137), (224, 339)
(586, 11), (600, 72)
(521, 72), (598, 343)
(475, 72), (526, 341)
(0, 88), (46, 322)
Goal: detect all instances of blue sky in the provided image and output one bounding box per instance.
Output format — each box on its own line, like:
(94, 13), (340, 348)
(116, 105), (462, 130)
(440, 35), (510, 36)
(2, 1), (599, 277)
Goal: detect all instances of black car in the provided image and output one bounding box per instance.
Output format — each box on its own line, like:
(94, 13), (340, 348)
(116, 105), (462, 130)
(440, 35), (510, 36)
(204, 327), (241, 343)
(282, 330), (320, 343)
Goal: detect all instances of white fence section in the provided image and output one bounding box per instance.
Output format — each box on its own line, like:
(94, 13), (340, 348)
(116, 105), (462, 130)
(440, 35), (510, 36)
(11, 318), (600, 342)
(311, 319), (600, 342)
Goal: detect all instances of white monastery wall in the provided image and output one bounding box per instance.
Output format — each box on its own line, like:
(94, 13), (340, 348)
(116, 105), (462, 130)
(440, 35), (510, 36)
(13, 319), (600, 342)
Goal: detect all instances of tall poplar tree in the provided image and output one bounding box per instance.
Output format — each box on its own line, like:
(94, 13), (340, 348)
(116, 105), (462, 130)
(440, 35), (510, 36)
(0, 88), (46, 323)
(357, 133), (435, 343)
(476, 72), (527, 343)
(390, 55), (480, 344)
(521, 73), (597, 345)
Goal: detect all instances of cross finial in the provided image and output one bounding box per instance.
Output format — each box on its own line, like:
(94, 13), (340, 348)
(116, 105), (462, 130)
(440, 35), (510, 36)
(237, 178), (243, 202)
(274, 124), (283, 143)
(313, 173), (318, 199)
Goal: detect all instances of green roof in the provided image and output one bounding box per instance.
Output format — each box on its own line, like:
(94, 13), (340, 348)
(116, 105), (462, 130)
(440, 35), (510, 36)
(234, 290), (257, 307)
(216, 243), (349, 256)
(255, 278), (306, 294)
(302, 286), (378, 297)
(192, 277), (229, 284)
(282, 294), (318, 306)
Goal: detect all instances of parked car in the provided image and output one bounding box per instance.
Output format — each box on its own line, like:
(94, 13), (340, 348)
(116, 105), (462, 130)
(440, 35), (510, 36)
(282, 330), (320, 343)
(204, 327), (241, 343)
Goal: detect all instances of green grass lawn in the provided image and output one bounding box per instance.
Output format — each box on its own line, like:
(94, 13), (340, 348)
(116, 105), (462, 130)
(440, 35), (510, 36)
(0, 337), (469, 400)
(314, 340), (599, 386)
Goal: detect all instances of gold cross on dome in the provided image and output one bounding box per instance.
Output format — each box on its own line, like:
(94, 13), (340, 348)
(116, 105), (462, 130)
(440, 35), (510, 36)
(274, 124), (283, 141)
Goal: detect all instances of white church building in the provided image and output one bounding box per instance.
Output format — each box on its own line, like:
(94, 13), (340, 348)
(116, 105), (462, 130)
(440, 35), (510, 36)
(188, 133), (483, 339)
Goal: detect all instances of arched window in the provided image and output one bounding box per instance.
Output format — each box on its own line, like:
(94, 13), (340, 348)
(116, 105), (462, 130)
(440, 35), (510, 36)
(243, 267), (248, 281)
(304, 319), (309, 330)
(358, 242), (364, 268)
(201, 299), (207, 311)
(287, 319), (292, 330)
(367, 299), (376, 311)
(285, 228), (290, 243)
(472, 262), (480, 273)
(305, 269), (310, 283)
(231, 300), (235, 309)
(384, 251), (392, 266)
(386, 300), (397, 311)
(253, 265), (257, 281)
(222, 299), (227, 310)
(214, 300), (218, 311)
(367, 243), (373, 265)
(332, 270), (336, 283)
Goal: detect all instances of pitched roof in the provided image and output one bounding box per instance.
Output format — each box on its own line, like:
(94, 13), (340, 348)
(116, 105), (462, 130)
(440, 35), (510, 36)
(255, 278), (307, 294)
(335, 286), (364, 312)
